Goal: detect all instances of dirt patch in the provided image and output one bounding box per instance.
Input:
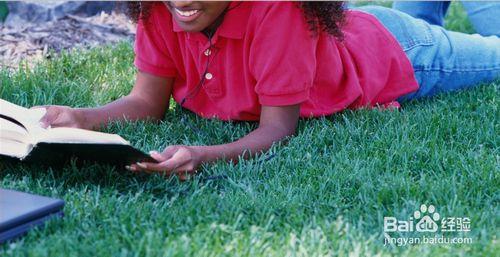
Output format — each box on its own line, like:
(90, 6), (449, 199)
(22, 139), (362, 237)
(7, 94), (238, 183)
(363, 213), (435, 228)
(0, 11), (136, 70)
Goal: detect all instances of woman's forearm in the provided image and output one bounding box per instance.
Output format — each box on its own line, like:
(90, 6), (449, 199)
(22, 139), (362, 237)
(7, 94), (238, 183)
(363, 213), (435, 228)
(196, 105), (300, 164)
(197, 124), (295, 164)
(76, 94), (166, 130)
(77, 71), (173, 130)
(131, 105), (300, 175)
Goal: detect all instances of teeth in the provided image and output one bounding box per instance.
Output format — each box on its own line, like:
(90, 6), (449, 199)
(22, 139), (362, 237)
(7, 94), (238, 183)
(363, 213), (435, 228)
(175, 8), (199, 17)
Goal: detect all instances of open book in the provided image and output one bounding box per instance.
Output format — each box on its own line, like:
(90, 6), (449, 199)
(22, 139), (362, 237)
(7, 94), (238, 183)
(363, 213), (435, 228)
(0, 99), (155, 165)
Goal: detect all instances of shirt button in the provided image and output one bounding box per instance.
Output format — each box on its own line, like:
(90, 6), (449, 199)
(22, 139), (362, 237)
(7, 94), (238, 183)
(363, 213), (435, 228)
(204, 49), (212, 56)
(205, 72), (213, 80)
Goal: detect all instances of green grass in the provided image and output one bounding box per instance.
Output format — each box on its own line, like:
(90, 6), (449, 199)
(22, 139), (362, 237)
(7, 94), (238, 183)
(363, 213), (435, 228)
(1, 2), (499, 257)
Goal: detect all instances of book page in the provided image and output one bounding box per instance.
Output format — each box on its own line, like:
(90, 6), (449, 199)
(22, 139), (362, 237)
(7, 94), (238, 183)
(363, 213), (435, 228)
(34, 127), (130, 145)
(0, 99), (47, 134)
(0, 139), (30, 158)
(0, 98), (29, 116)
(1, 99), (134, 158)
(0, 118), (30, 144)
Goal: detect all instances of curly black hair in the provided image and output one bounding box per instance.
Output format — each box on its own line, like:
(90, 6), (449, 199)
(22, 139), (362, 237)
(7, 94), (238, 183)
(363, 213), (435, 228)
(124, 1), (345, 39)
(298, 2), (345, 39)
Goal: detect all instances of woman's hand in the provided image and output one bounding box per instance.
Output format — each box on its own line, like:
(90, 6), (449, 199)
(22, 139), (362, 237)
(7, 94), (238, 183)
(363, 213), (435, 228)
(127, 145), (204, 180)
(34, 72), (174, 131)
(35, 105), (88, 129)
(127, 104), (300, 180)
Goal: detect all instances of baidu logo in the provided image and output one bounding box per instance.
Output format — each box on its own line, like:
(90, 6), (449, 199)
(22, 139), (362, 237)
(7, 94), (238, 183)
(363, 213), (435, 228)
(383, 204), (472, 246)
(414, 204), (440, 232)
(384, 204), (440, 233)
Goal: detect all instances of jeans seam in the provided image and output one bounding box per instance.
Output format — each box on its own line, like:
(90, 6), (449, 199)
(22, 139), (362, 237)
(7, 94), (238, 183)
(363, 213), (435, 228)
(402, 41), (434, 51)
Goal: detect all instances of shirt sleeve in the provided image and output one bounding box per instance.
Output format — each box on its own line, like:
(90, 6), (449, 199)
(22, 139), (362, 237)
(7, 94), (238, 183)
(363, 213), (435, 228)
(249, 3), (318, 106)
(134, 15), (177, 78)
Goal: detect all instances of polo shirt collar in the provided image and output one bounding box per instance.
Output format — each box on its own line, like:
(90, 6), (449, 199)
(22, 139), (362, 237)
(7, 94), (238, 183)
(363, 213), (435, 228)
(172, 1), (250, 39)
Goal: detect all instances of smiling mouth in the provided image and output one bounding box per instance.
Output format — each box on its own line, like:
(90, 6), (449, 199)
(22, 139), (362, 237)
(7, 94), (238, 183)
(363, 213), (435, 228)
(174, 8), (200, 17)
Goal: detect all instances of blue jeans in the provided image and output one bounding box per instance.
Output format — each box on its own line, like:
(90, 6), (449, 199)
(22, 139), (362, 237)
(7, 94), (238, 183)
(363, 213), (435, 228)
(354, 6), (500, 101)
(392, 1), (500, 37)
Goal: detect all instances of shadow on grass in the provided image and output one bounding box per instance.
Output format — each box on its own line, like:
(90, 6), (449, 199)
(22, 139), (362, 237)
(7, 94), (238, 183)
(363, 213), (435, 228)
(0, 144), (275, 201)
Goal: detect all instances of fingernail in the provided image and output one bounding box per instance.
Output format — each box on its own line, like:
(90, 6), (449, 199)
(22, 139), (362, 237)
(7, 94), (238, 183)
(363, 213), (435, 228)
(39, 122), (51, 129)
(126, 165), (138, 171)
(136, 162), (147, 169)
(149, 151), (159, 155)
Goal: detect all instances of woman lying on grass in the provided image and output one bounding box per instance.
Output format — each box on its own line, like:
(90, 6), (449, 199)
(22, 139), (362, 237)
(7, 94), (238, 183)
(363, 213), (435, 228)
(38, 1), (500, 177)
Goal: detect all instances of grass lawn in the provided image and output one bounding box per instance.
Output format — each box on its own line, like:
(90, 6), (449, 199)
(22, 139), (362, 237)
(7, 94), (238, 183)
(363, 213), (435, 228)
(1, 2), (498, 257)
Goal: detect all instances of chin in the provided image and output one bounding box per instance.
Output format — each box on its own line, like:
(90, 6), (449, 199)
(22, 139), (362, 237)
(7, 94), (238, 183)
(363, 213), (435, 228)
(178, 25), (203, 33)
(185, 25), (210, 33)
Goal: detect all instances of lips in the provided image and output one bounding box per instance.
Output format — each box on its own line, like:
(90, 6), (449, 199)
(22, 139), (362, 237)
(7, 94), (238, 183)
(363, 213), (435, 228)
(175, 8), (199, 17)
(173, 7), (203, 22)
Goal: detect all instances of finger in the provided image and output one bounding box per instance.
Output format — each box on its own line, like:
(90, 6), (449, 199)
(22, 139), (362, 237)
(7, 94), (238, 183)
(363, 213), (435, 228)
(38, 107), (59, 128)
(161, 163), (198, 179)
(131, 161), (197, 180)
(138, 146), (183, 168)
(137, 158), (189, 173)
(149, 151), (167, 162)
(125, 165), (138, 172)
(149, 145), (179, 162)
(131, 163), (153, 174)
(139, 147), (193, 173)
(129, 162), (161, 175)
(136, 162), (148, 170)
(163, 146), (178, 158)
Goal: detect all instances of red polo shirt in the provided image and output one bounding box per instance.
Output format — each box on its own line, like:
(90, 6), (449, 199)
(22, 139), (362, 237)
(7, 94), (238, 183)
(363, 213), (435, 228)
(134, 2), (418, 121)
